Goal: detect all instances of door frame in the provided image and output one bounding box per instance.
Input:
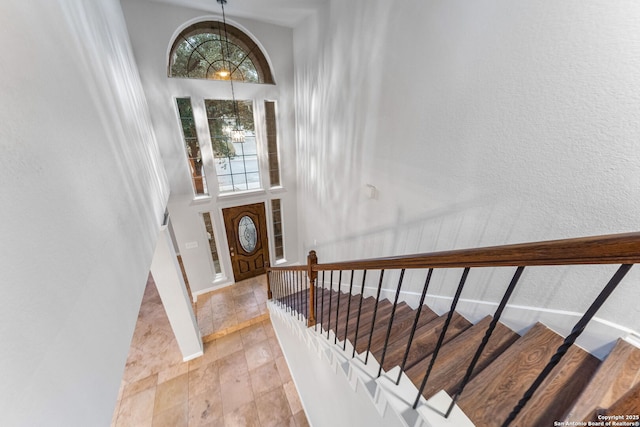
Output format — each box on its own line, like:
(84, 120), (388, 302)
(222, 202), (270, 282)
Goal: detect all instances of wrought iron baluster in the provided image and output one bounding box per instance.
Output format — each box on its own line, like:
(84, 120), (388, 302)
(335, 271), (343, 344)
(314, 271), (319, 332)
(296, 269), (301, 320)
(378, 269), (406, 377)
(445, 266), (525, 417)
(365, 270), (385, 364)
(327, 271), (333, 339)
(397, 268), (433, 385)
(502, 264), (633, 427)
(320, 271), (325, 332)
(298, 271), (308, 320)
(352, 270), (368, 358)
(343, 270), (355, 351)
(413, 267), (470, 409)
(286, 271), (291, 312)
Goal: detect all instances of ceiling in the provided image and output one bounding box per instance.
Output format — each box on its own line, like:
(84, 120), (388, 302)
(133, 0), (327, 28)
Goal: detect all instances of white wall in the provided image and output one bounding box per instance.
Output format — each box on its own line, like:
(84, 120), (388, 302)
(294, 0), (640, 342)
(121, 0), (301, 294)
(0, 1), (169, 426)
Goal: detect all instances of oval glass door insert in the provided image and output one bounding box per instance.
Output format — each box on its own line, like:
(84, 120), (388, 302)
(238, 215), (258, 253)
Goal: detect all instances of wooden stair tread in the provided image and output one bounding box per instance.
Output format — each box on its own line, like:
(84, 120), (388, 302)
(405, 315), (520, 399)
(366, 303), (415, 356)
(514, 341), (600, 426)
(342, 296), (383, 341)
(381, 311), (472, 372)
(337, 296), (376, 341)
(457, 322), (599, 427)
(564, 337), (640, 422)
(318, 290), (345, 329)
(600, 380), (640, 417)
(354, 301), (405, 353)
(350, 299), (395, 344)
(375, 304), (439, 358)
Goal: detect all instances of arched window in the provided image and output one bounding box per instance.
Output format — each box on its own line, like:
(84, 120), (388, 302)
(169, 21), (274, 84)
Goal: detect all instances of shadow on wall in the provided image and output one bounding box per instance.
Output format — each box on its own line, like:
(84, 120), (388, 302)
(295, 0), (394, 243)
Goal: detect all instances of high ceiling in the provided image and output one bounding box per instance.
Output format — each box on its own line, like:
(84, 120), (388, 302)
(132, 0), (326, 28)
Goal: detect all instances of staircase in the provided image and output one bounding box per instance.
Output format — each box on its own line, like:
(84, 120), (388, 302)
(272, 286), (640, 427)
(267, 233), (640, 427)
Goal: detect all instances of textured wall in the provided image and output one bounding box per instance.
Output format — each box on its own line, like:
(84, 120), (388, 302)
(0, 1), (168, 425)
(294, 0), (640, 344)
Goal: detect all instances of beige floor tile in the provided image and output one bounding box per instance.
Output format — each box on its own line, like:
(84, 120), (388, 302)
(115, 276), (307, 427)
(212, 313), (239, 332)
(216, 331), (244, 358)
(154, 373), (188, 414)
(224, 402), (261, 427)
(283, 381), (303, 415)
(293, 410), (309, 427)
(255, 386), (293, 427)
(275, 356), (292, 383)
(262, 320), (276, 338)
(240, 323), (267, 346)
(268, 337), (284, 359)
(220, 371), (254, 414)
(188, 389), (224, 426)
(116, 386), (155, 427)
(236, 305), (262, 323)
(249, 361), (282, 397)
(152, 401), (188, 427)
(188, 361), (220, 397)
(218, 350), (249, 384)
(157, 363), (189, 384)
(244, 340), (273, 371)
(122, 374), (158, 399)
(201, 340), (219, 364)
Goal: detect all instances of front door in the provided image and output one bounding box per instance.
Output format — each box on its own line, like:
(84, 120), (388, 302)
(222, 203), (270, 281)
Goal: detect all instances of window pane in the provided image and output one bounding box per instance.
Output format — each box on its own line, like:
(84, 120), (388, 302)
(265, 101), (281, 187)
(205, 99), (261, 193)
(271, 199), (284, 260)
(176, 98), (208, 196)
(201, 212), (221, 274)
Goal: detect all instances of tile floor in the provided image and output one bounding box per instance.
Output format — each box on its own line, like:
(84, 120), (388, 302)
(111, 275), (308, 427)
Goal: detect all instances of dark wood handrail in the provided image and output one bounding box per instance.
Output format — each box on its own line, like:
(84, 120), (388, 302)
(267, 265), (307, 271)
(310, 232), (640, 271)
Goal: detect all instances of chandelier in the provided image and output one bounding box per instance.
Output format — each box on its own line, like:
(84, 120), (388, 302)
(217, 0), (245, 143)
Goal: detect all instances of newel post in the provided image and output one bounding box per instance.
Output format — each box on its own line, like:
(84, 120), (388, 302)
(265, 267), (273, 300)
(307, 250), (318, 327)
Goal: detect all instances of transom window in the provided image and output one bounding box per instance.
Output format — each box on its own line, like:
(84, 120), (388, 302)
(169, 21), (274, 84)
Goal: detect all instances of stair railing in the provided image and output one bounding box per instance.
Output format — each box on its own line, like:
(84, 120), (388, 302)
(266, 232), (640, 427)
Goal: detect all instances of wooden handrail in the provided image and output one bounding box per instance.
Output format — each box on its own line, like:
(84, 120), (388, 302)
(311, 232), (640, 271)
(267, 265), (307, 271)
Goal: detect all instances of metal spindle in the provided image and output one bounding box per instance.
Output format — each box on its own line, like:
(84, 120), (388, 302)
(397, 269), (433, 384)
(502, 264), (633, 427)
(299, 271), (304, 320)
(343, 270), (355, 351)
(327, 271), (333, 339)
(335, 271), (343, 344)
(413, 267), (470, 409)
(445, 266), (525, 417)
(296, 269), (301, 320)
(352, 270), (368, 358)
(285, 271), (289, 311)
(377, 269), (406, 377)
(320, 271), (325, 332)
(365, 270), (385, 364)
(314, 271), (319, 332)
